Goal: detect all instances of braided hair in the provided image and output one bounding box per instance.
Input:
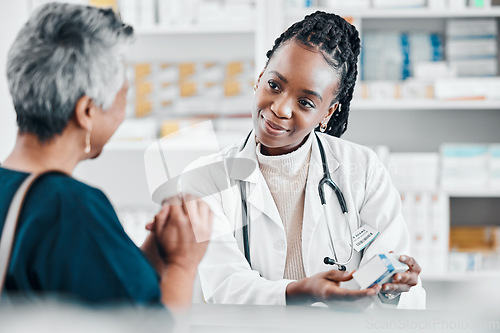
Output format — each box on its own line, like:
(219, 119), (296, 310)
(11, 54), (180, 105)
(265, 11), (360, 138)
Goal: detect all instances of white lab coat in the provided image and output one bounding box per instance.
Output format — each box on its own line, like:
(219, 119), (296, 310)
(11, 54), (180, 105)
(179, 132), (426, 309)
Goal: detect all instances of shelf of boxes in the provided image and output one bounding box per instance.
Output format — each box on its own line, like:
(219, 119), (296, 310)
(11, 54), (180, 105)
(351, 99), (500, 111)
(395, 188), (500, 198)
(421, 271), (500, 281)
(134, 26), (255, 36)
(286, 8), (500, 20)
(444, 189), (500, 197)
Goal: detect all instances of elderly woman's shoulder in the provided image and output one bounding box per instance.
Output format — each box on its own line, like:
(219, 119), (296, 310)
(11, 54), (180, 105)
(20, 172), (118, 230)
(23, 171), (110, 208)
(31, 172), (109, 203)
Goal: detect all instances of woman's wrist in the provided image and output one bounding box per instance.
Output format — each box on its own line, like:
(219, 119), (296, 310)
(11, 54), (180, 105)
(164, 261), (198, 278)
(160, 263), (198, 312)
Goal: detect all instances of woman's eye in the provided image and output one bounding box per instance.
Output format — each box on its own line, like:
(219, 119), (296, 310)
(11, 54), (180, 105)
(268, 80), (279, 91)
(299, 100), (314, 108)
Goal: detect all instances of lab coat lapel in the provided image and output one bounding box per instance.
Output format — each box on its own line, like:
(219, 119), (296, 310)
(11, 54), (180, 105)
(302, 134), (340, 273)
(246, 174), (283, 229)
(228, 133), (283, 230)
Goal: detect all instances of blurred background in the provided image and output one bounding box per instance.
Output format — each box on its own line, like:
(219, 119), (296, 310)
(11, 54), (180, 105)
(1, 0), (500, 312)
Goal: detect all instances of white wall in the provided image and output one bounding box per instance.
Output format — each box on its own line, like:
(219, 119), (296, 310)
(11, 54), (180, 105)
(0, 2), (29, 161)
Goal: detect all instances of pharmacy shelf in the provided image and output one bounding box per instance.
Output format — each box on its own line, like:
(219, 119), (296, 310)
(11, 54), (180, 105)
(351, 99), (500, 111)
(421, 270), (500, 281)
(395, 187), (500, 197)
(134, 25), (255, 36)
(444, 189), (500, 197)
(286, 7), (500, 20)
(105, 134), (243, 152)
(105, 139), (226, 151)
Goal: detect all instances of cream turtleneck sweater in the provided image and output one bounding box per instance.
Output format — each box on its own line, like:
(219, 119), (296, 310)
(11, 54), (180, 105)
(256, 133), (314, 280)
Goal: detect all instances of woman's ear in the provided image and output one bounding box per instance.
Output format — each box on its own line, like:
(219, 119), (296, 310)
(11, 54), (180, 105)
(74, 95), (95, 131)
(325, 101), (340, 121)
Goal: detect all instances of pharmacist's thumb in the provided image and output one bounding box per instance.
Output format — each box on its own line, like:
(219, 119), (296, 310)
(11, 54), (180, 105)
(323, 270), (354, 282)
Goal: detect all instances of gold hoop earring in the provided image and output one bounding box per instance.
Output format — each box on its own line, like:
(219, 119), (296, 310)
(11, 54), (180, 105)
(320, 122), (327, 132)
(84, 131), (91, 154)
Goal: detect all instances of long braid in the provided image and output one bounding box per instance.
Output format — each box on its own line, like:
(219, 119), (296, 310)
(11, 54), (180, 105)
(265, 11), (360, 138)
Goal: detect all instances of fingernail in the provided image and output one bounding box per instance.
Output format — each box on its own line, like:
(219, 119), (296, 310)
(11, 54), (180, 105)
(400, 255), (408, 262)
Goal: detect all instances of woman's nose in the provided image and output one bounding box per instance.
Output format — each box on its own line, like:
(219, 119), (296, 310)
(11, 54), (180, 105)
(270, 97), (293, 119)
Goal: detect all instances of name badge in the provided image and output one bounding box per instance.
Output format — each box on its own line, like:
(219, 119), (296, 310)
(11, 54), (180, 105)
(352, 224), (379, 252)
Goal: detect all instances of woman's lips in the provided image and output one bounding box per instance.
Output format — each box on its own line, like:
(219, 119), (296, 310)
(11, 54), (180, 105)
(261, 114), (288, 136)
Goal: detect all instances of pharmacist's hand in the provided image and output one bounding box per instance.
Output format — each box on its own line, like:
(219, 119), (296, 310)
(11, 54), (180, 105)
(381, 255), (421, 294)
(150, 194), (213, 272)
(286, 270), (381, 304)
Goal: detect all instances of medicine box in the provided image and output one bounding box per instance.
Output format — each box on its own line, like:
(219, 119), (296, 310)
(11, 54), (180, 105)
(446, 19), (497, 38)
(353, 253), (409, 290)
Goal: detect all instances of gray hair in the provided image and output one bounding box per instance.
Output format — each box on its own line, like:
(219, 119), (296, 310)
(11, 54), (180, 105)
(6, 2), (134, 142)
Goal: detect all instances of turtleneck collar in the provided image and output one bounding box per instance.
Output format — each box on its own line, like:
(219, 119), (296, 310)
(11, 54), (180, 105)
(256, 132), (314, 176)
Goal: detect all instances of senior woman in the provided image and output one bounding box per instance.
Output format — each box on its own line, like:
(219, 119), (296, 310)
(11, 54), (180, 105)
(0, 3), (212, 311)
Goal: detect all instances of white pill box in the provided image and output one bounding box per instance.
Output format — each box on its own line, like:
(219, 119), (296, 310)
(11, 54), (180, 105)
(353, 253), (409, 289)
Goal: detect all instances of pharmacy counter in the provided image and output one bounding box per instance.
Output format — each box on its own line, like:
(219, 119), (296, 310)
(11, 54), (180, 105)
(184, 303), (499, 333)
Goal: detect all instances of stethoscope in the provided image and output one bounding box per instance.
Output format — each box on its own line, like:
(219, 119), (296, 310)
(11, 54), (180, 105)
(238, 131), (354, 271)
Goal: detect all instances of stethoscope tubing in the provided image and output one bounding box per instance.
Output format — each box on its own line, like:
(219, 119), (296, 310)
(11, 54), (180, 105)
(239, 131), (354, 270)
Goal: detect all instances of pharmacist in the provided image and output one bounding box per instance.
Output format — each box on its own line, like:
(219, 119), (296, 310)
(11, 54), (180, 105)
(178, 11), (426, 309)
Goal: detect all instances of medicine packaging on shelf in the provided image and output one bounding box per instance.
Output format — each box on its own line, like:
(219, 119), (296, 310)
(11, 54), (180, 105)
(126, 59), (254, 118)
(449, 58), (498, 77)
(362, 81), (399, 99)
(362, 32), (402, 81)
(490, 145), (500, 188)
(446, 19), (497, 38)
(359, 80), (434, 100)
(388, 153), (439, 191)
(469, 0), (492, 8)
(414, 62), (456, 80)
(450, 226), (499, 253)
(372, 0), (426, 8)
(445, 19), (498, 77)
(434, 77), (500, 100)
(361, 32), (443, 81)
(448, 0), (468, 9)
(160, 118), (200, 137)
(449, 252), (483, 272)
(400, 79), (434, 99)
(408, 33), (443, 77)
(118, 0), (256, 30)
(285, 0), (317, 8)
(400, 192), (449, 274)
(427, 0), (447, 9)
(318, 0), (370, 9)
(440, 144), (490, 189)
(449, 225), (500, 273)
(446, 38), (497, 61)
